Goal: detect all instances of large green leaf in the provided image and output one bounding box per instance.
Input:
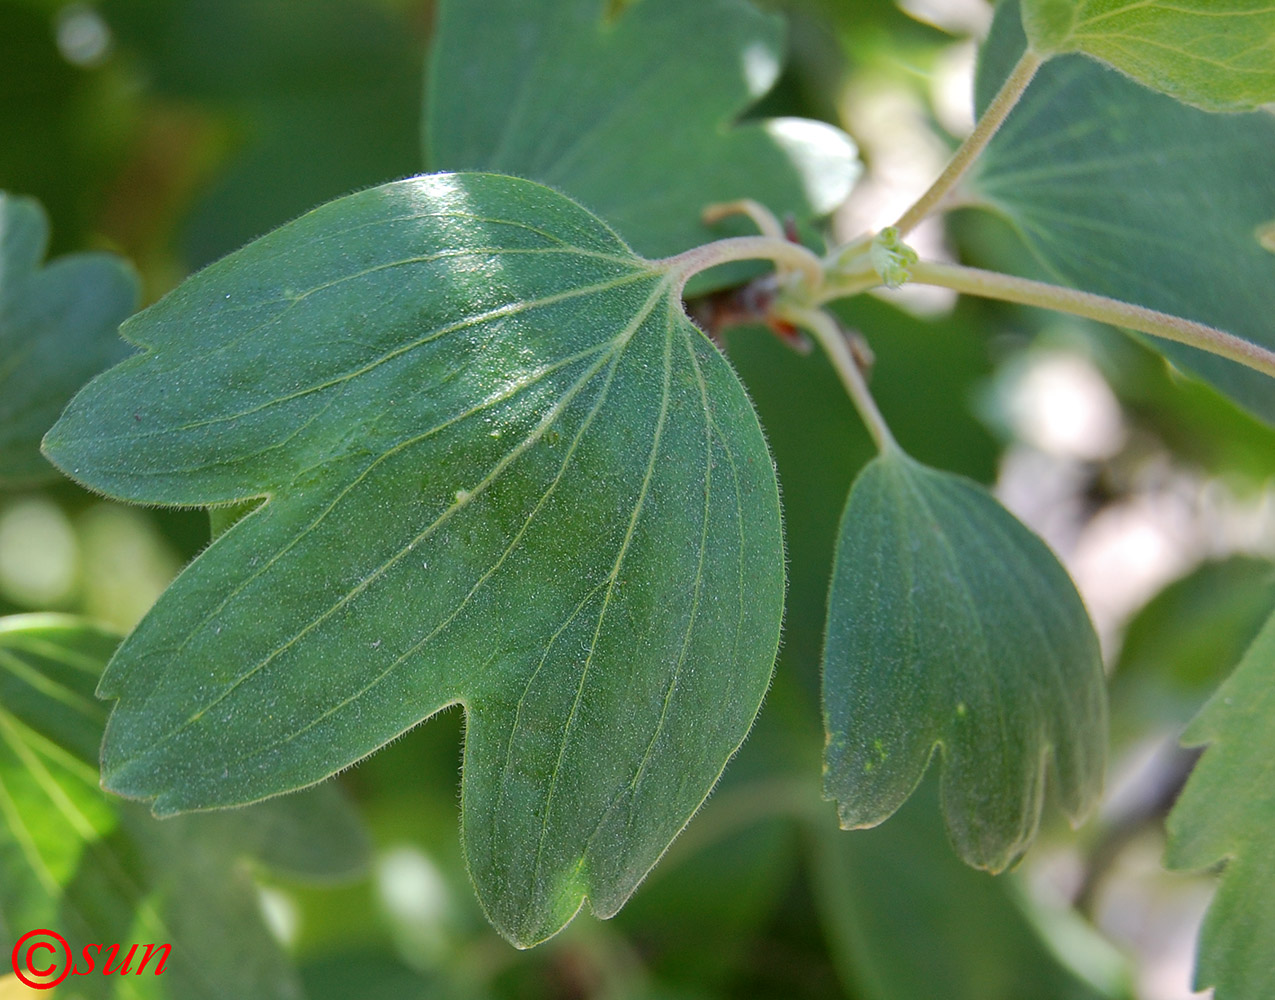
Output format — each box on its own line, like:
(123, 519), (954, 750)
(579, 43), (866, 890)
(102, 0), (425, 269)
(0, 613), (366, 998)
(43, 172), (785, 946)
(970, 1), (1275, 426)
(822, 451), (1106, 871)
(1020, 0), (1275, 111)
(1166, 608), (1275, 999)
(423, 0), (858, 267)
(0, 192), (137, 489)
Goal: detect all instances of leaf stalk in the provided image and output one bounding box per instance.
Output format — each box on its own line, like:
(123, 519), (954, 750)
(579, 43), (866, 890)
(893, 49), (1043, 237)
(773, 303), (900, 454)
(660, 236), (824, 296)
(909, 260), (1275, 379)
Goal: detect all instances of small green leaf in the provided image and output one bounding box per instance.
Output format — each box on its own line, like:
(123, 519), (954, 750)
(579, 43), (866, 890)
(0, 192), (137, 489)
(971, 1), (1275, 426)
(1020, 0), (1275, 111)
(42, 172), (784, 946)
(1166, 608), (1275, 999)
(822, 451), (1106, 871)
(0, 613), (366, 999)
(424, 0), (858, 268)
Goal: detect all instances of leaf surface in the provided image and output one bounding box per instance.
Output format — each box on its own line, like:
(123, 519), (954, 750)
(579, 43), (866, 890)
(423, 0), (858, 267)
(0, 614), (365, 999)
(822, 451), (1106, 871)
(0, 192), (137, 489)
(971, 1), (1275, 426)
(43, 172), (785, 946)
(1020, 0), (1275, 111)
(1166, 608), (1275, 999)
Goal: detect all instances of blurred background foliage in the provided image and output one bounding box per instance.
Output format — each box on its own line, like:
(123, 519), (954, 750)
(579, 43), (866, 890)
(2, 0), (1272, 996)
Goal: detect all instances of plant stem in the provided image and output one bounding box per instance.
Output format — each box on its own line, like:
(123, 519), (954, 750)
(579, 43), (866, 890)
(702, 199), (787, 242)
(815, 268), (881, 306)
(775, 304), (900, 453)
(910, 260), (1275, 379)
(893, 50), (1042, 237)
(659, 235), (824, 295)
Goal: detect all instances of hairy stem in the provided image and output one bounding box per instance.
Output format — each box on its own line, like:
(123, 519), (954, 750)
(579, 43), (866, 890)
(910, 260), (1275, 379)
(775, 304), (899, 453)
(702, 199), (787, 242)
(659, 236), (824, 296)
(893, 50), (1042, 237)
(815, 268), (881, 306)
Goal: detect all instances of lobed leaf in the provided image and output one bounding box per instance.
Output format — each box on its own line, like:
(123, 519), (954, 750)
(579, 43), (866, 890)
(43, 172), (785, 946)
(822, 451), (1106, 871)
(1020, 0), (1275, 111)
(971, 1), (1275, 426)
(0, 614), (366, 999)
(423, 0), (858, 272)
(0, 192), (137, 489)
(1166, 608), (1275, 999)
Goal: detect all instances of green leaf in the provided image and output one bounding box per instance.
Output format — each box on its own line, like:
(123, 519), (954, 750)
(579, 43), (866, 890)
(970, 1), (1275, 426)
(103, 0), (425, 268)
(423, 0), (858, 267)
(0, 613), (366, 998)
(42, 172), (785, 946)
(0, 192), (137, 489)
(1020, 0), (1275, 111)
(811, 779), (1129, 1000)
(822, 450), (1106, 871)
(1166, 608), (1275, 999)
(724, 294), (1001, 681)
(1113, 557), (1275, 731)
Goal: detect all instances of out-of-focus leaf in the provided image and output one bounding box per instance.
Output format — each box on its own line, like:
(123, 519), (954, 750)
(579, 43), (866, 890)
(0, 614), (366, 998)
(1166, 609), (1275, 999)
(1114, 557), (1275, 731)
(102, 0), (424, 267)
(811, 779), (1129, 1000)
(613, 678), (805, 993)
(300, 953), (462, 1000)
(1084, 323), (1275, 483)
(823, 450), (1106, 871)
(43, 173), (784, 947)
(424, 0), (858, 274)
(617, 812), (795, 990)
(0, 192), (137, 489)
(1020, 0), (1275, 111)
(971, 1), (1275, 426)
(0, 4), (138, 255)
